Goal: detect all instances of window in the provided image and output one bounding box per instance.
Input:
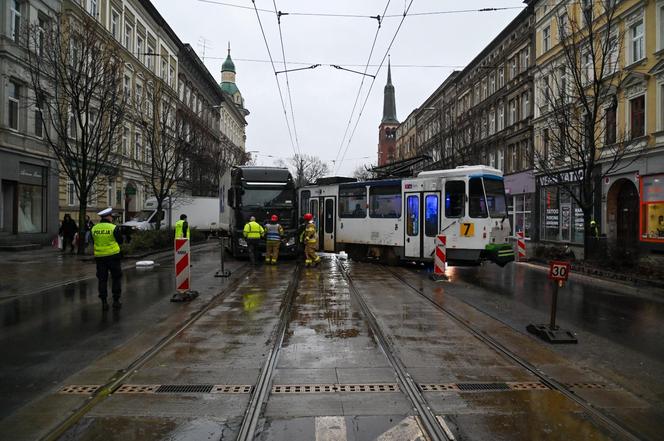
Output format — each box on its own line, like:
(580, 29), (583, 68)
(484, 177), (507, 218)
(10, 0), (21, 43)
(489, 109), (496, 134)
(37, 16), (46, 57)
(111, 10), (120, 40)
(136, 82), (143, 110)
(124, 75), (131, 98)
(339, 186), (366, 218)
(543, 129), (550, 160)
(369, 185), (401, 218)
(107, 179), (114, 207)
(511, 58), (518, 79)
(406, 195), (419, 236)
(7, 80), (19, 130)
(34, 93), (44, 138)
(68, 112), (77, 138)
(424, 195), (439, 237)
(640, 174), (664, 241)
(124, 23), (133, 50)
(68, 180), (77, 206)
(482, 79), (487, 100)
(445, 181), (465, 218)
(659, 3), (664, 51)
(510, 99), (517, 125)
(147, 44), (155, 70)
(543, 75), (551, 106)
(498, 105), (504, 131)
(135, 131), (142, 161)
(122, 127), (129, 155)
(136, 36), (144, 63)
(497, 148), (504, 171)
(605, 100), (617, 144)
(169, 65), (175, 88)
(630, 19), (644, 63)
(489, 74), (495, 95)
(630, 94), (645, 138)
(558, 12), (568, 39)
(581, 0), (593, 25)
(606, 35), (619, 74)
(559, 67), (567, 101)
(469, 177), (487, 218)
(582, 50), (593, 84)
(543, 26), (551, 52)
(325, 199), (334, 234)
(498, 65), (505, 88)
(87, 0), (98, 17)
(299, 190), (310, 218)
(522, 92), (529, 118)
(510, 144), (517, 172)
(512, 193), (533, 238)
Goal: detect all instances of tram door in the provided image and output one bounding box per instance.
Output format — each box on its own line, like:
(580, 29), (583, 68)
(405, 192), (441, 259)
(322, 197), (335, 252)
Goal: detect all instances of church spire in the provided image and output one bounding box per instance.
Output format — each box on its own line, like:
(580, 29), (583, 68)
(382, 57), (398, 124)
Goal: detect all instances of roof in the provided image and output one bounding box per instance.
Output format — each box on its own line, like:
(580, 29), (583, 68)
(416, 165), (503, 179)
(221, 81), (240, 96)
(222, 52), (236, 73)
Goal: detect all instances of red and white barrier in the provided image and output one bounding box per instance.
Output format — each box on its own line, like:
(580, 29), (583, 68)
(517, 231), (526, 262)
(175, 238), (190, 292)
(433, 235), (447, 278)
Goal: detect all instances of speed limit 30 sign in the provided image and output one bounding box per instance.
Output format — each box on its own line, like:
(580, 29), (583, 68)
(548, 261), (571, 282)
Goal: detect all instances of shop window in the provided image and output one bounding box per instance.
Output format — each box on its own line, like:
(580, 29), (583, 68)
(424, 195), (439, 237)
(469, 178), (487, 218)
(445, 181), (465, 218)
(339, 186), (366, 218)
(542, 186), (559, 241)
(369, 185), (401, 218)
(406, 195), (419, 236)
(17, 163), (46, 233)
(640, 174), (664, 241)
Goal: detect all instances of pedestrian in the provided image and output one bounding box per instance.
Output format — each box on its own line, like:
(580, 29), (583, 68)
(91, 208), (124, 311)
(302, 213), (320, 267)
(590, 220), (599, 238)
(243, 216), (264, 265)
(59, 214), (78, 254)
(175, 214), (190, 239)
(264, 214), (284, 264)
(84, 215), (94, 254)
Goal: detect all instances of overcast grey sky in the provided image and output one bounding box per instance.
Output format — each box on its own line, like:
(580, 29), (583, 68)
(152, 0), (526, 175)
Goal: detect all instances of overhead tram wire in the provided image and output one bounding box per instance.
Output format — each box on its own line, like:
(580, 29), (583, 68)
(332, 0), (392, 173)
(335, 0), (415, 175)
(250, 0), (299, 158)
(273, 0), (302, 156)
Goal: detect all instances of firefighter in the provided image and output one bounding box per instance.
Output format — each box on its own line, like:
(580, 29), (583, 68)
(243, 216), (264, 265)
(175, 214), (190, 239)
(302, 213), (320, 267)
(264, 214), (284, 264)
(91, 207), (124, 311)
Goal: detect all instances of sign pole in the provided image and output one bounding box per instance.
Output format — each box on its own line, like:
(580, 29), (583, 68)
(549, 281), (559, 330)
(215, 235), (231, 278)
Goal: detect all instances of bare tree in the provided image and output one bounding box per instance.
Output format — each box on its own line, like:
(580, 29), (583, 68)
(24, 13), (128, 253)
(277, 154), (329, 188)
(352, 164), (375, 181)
(535, 1), (644, 257)
(188, 135), (245, 196)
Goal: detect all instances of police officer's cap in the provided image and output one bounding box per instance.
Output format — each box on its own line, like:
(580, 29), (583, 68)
(98, 207), (113, 217)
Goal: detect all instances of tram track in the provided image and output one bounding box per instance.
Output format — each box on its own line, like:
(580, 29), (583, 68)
(335, 258), (453, 441)
(39, 262), (251, 441)
(381, 264), (645, 441)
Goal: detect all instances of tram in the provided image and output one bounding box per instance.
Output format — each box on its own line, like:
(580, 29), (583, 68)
(298, 165), (514, 266)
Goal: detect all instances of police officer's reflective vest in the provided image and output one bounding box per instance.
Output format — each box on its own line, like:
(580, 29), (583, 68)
(175, 220), (190, 239)
(264, 223), (283, 241)
(92, 222), (121, 257)
(243, 221), (264, 239)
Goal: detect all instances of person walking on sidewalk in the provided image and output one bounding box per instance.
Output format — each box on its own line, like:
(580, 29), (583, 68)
(84, 215), (94, 254)
(59, 214), (78, 254)
(243, 216), (264, 265)
(264, 215), (284, 265)
(91, 208), (124, 311)
(175, 214), (190, 239)
(302, 213), (320, 267)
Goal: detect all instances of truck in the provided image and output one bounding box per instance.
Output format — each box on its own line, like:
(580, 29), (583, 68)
(122, 196), (219, 236)
(219, 166), (298, 258)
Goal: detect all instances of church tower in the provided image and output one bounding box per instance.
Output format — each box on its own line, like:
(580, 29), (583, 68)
(378, 58), (399, 166)
(220, 43), (248, 115)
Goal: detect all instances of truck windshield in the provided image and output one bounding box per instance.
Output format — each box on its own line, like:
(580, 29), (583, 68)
(132, 210), (154, 222)
(242, 187), (294, 208)
(483, 177), (508, 218)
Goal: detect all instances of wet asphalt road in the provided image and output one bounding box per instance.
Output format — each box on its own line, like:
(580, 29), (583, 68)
(445, 262), (664, 364)
(0, 246), (228, 419)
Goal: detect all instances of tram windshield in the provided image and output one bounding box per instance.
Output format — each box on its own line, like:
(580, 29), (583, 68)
(484, 176), (508, 218)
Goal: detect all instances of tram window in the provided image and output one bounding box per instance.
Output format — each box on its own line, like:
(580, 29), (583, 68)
(406, 195), (419, 236)
(369, 185), (402, 218)
(445, 181), (465, 218)
(310, 199), (319, 226)
(300, 190), (310, 218)
(469, 177), (488, 218)
(325, 199), (334, 234)
(424, 195), (439, 237)
(484, 177), (507, 218)
(339, 186), (367, 218)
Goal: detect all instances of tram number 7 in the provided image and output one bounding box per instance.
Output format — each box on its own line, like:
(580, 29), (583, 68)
(460, 223), (474, 237)
(548, 261), (571, 281)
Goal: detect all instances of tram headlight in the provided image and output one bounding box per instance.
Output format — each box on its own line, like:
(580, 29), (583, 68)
(286, 236), (295, 247)
(238, 238), (247, 247)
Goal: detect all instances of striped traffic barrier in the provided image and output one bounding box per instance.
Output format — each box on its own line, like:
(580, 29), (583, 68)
(517, 231), (526, 262)
(431, 235), (448, 281)
(171, 238), (198, 302)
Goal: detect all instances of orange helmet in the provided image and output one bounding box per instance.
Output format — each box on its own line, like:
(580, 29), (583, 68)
(271, 214), (278, 222)
(303, 213), (313, 221)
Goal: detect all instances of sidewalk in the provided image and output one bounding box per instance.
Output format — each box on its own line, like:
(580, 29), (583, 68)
(0, 241), (219, 300)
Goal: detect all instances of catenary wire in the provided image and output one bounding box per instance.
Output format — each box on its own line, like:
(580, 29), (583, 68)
(336, 0), (415, 174)
(250, 0), (299, 157)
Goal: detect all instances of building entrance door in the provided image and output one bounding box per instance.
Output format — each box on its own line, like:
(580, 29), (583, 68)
(1, 180), (17, 234)
(617, 181), (638, 248)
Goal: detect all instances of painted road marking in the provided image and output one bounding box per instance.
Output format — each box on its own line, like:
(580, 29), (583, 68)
(315, 416), (347, 441)
(375, 416), (426, 441)
(436, 415), (456, 440)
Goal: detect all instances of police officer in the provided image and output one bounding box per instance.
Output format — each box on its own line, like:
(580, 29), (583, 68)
(302, 213), (320, 267)
(243, 216), (264, 265)
(91, 207), (123, 311)
(175, 214), (190, 239)
(264, 215), (284, 264)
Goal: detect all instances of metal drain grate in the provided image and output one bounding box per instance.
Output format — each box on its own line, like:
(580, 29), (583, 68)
(59, 385), (100, 395)
(455, 383), (510, 392)
(116, 384), (160, 394)
(271, 383), (399, 394)
(508, 382), (549, 391)
(212, 384), (253, 394)
(564, 382), (607, 389)
(155, 384), (214, 394)
(419, 384), (459, 392)
(337, 383), (399, 393)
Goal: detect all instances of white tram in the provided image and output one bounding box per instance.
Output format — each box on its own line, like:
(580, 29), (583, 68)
(298, 165), (514, 266)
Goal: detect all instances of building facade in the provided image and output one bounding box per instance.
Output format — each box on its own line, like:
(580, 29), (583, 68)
(1, 0), (62, 245)
(378, 61), (399, 166)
